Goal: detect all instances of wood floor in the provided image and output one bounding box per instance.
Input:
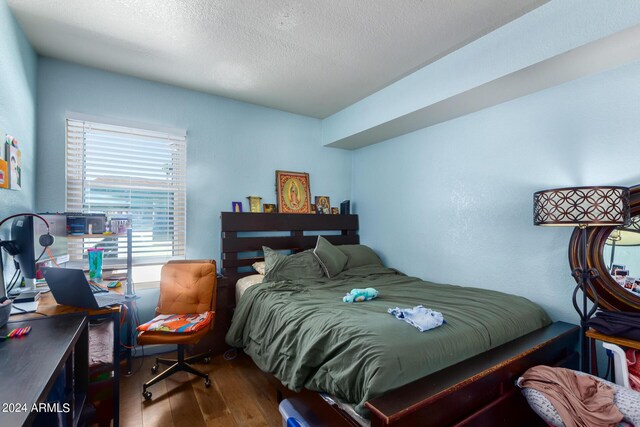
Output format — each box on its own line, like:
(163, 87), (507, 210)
(120, 351), (282, 427)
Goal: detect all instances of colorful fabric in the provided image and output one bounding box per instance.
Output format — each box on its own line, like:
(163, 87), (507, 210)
(627, 348), (640, 392)
(137, 312), (213, 333)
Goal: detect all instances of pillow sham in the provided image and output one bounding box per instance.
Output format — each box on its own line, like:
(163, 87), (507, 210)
(337, 244), (383, 270)
(263, 246), (324, 282)
(313, 236), (348, 278)
(252, 261), (266, 275)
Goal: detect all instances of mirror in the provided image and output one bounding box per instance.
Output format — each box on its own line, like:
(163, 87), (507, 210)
(569, 185), (640, 312)
(603, 216), (640, 297)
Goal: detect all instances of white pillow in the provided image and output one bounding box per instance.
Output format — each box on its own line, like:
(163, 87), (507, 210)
(252, 261), (266, 275)
(235, 274), (264, 303)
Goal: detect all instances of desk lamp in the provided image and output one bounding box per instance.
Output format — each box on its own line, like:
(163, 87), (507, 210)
(533, 186), (629, 372)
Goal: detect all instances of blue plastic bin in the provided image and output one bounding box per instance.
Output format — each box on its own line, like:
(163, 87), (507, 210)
(279, 399), (310, 427)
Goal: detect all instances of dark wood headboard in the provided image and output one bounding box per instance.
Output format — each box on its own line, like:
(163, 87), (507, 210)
(220, 212), (359, 282)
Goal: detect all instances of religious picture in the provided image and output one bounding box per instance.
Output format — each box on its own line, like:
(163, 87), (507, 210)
(263, 203), (276, 213)
(232, 201), (243, 212)
(276, 170), (311, 213)
(315, 196), (331, 215)
(331, 207), (339, 215)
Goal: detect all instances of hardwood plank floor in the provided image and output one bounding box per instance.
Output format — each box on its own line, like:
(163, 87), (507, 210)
(121, 352), (282, 427)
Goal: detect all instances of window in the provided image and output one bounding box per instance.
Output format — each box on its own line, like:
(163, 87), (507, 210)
(65, 115), (187, 274)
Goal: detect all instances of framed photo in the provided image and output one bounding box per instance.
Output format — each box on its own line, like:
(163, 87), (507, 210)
(331, 207), (339, 215)
(310, 204), (317, 214)
(232, 201), (243, 213)
(315, 196), (331, 214)
(616, 269), (630, 277)
(263, 203), (276, 213)
(276, 170), (311, 214)
(611, 264), (625, 274)
(247, 196), (262, 213)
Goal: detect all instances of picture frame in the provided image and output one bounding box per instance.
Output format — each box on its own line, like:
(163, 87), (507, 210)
(331, 207), (339, 215)
(611, 264), (625, 274)
(232, 201), (243, 213)
(276, 170), (311, 214)
(247, 196), (262, 213)
(310, 204), (317, 214)
(263, 203), (276, 213)
(315, 196), (331, 214)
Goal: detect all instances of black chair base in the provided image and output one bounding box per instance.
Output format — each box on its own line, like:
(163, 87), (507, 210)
(142, 345), (211, 400)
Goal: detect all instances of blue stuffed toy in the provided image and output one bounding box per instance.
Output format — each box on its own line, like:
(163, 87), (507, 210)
(343, 288), (379, 303)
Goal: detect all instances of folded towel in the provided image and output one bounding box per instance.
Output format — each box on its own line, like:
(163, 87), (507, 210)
(388, 305), (444, 332)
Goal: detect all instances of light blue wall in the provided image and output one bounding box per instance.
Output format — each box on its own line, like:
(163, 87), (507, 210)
(322, 0), (640, 145)
(351, 60), (640, 323)
(36, 58), (352, 267)
(0, 0), (37, 289)
(0, 0), (37, 218)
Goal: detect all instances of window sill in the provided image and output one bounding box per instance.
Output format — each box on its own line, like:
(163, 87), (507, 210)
(134, 281), (160, 290)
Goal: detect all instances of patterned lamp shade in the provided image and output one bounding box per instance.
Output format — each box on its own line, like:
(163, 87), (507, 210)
(533, 186), (630, 227)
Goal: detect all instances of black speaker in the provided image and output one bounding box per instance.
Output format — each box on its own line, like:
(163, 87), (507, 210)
(340, 200), (350, 215)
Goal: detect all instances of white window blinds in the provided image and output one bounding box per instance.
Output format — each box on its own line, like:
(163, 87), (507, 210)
(65, 117), (187, 267)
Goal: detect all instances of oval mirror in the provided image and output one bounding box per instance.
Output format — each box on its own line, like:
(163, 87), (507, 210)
(569, 185), (640, 312)
(603, 216), (640, 299)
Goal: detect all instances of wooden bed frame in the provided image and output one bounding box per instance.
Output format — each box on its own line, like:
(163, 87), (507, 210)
(220, 212), (580, 426)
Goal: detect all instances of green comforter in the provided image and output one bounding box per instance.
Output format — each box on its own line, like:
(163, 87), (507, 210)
(226, 265), (551, 416)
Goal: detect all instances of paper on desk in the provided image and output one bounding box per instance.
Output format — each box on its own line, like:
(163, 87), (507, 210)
(11, 301), (39, 314)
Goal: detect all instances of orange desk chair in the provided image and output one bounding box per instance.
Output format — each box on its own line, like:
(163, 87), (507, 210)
(138, 260), (216, 400)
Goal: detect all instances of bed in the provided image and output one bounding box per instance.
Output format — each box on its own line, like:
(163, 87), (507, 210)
(220, 212), (579, 426)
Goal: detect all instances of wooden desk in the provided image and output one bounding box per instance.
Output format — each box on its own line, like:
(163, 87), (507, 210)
(12, 290), (128, 427)
(0, 315), (89, 427)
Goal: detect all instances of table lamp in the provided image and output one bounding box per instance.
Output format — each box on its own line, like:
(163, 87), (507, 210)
(533, 186), (630, 372)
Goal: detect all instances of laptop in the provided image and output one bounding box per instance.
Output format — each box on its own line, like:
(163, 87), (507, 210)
(41, 267), (126, 309)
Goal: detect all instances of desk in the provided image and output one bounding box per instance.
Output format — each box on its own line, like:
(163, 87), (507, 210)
(0, 315), (88, 427)
(12, 290), (131, 427)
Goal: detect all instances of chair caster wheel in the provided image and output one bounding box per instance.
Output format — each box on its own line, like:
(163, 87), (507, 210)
(151, 364), (158, 374)
(143, 391), (152, 400)
(203, 356), (211, 363)
(204, 377), (211, 388)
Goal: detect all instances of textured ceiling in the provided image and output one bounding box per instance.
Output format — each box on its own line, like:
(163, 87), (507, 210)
(8, 0), (546, 118)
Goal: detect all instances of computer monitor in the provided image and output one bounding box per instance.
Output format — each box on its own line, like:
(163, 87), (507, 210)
(11, 215), (37, 280)
(0, 213), (60, 301)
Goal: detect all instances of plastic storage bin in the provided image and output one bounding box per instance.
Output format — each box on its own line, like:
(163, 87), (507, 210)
(279, 399), (310, 427)
(603, 342), (630, 388)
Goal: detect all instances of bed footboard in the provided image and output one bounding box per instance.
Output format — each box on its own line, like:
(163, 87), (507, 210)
(365, 321), (579, 426)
